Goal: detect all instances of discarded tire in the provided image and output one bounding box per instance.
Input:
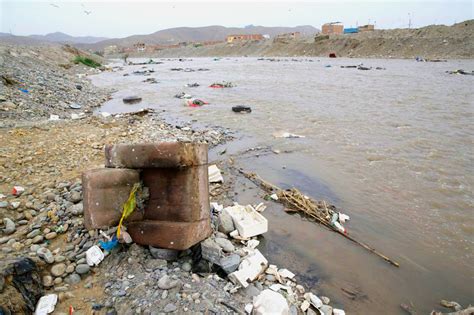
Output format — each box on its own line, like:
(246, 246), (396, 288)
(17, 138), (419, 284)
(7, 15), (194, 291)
(232, 105), (252, 113)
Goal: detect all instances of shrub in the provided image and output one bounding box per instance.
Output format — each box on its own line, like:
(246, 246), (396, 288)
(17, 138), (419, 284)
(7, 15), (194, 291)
(73, 56), (101, 68)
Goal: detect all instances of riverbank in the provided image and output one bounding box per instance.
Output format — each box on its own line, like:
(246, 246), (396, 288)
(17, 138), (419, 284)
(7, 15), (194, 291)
(117, 20), (474, 59)
(1, 44), (472, 315)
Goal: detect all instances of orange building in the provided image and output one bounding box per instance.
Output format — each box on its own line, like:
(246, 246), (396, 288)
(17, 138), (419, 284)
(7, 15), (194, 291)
(321, 23), (344, 35)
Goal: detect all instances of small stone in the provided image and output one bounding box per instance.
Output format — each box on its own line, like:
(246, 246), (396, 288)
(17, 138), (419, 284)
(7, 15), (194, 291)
(32, 235), (44, 244)
(45, 232), (57, 240)
(66, 264), (75, 274)
(161, 290), (168, 299)
(70, 203), (83, 215)
(218, 211), (235, 234)
(2, 218), (16, 234)
(54, 277), (63, 285)
(163, 303), (177, 313)
(11, 242), (23, 251)
(181, 262), (192, 272)
(243, 284), (261, 298)
(65, 273), (81, 285)
(158, 275), (181, 290)
(27, 229), (41, 238)
(55, 255), (66, 263)
(214, 237), (235, 252)
(75, 264), (90, 275)
(149, 246), (178, 261)
(145, 259), (167, 270)
(69, 191), (82, 203)
(321, 296), (330, 305)
(219, 254), (240, 274)
(43, 275), (53, 287)
(0, 201), (9, 208)
(51, 263), (67, 277)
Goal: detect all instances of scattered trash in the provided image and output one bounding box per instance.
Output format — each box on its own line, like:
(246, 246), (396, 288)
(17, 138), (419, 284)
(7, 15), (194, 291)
(117, 183), (140, 237)
(142, 78), (158, 84)
(49, 114), (60, 121)
(35, 294), (58, 315)
(341, 65), (357, 68)
(209, 165), (224, 183)
(12, 185), (25, 196)
(86, 245), (105, 266)
(228, 249), (268, 287)
(19, 88), (29, 93)
(100, 112), (111, 118)
(440, 300), (462, 311)
(132, 69), (155, 75)
(269, 194), (278, 201)
(232, 105), (252, 113)
(185, 99), (208, 107)
(325, 64), (332, 68)
(99, 235), (118, 251)
(329, 53), (337, 58)
(69, 103), (82, 109)
(273, 132), (305, 138)
(333, 309), (346, 315)
(357, 65), (372, 70)
(331, 213), (347, 234)
(174, 92), (193, 99)
(237, 169), (401, 267)
(123, 96), (142, 104)
(128, 59), (163, 65)
(71, 113), (85, 120)
(252, 289), (289, 315)
(185, 83), (200, 87)
(223, 204), (268, 238)
(446, 69), (474, 75)
(209, 82), (235, 88)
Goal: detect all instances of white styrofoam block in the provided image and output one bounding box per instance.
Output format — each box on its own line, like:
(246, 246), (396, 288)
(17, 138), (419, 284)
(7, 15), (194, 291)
(208, 164), (224, 183)
(35, 294), (58, 315)
(223, 204), (268, 238)
(252, 289), (289, 315)
(333, 309), (346, 315)
(86, 245), (105, 266)
(228, 249), (268, 288)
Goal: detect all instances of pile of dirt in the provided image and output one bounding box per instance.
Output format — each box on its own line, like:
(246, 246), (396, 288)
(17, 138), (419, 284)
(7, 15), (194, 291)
(142, 20), (474, 59)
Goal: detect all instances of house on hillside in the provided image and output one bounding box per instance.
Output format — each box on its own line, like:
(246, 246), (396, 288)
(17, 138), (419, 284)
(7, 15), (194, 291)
(273, 32), (301, 43)
(321, 22), (344, 35)
(358, 24), (375, 32)
(133, 42), (146, 52)
(226, 34), (264, 43)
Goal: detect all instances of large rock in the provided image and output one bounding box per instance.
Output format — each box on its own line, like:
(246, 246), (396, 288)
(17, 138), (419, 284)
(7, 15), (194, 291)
(104, 142), (208, 169)
(0, 257), (43, 314)
(253, 289), (289, 315)
(82, 168), (141, 229)
(2, 218), (16, 235)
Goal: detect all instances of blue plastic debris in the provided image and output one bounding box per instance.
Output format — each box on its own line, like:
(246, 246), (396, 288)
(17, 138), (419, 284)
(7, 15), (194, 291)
(99, 235), (118, 251)
(19, 89), (29, 93)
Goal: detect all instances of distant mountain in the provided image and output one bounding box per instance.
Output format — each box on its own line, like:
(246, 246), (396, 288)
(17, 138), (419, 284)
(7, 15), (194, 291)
(0, 34), (56, 46)
(79, 25), (319, 50)
(29, 32), (109, 44)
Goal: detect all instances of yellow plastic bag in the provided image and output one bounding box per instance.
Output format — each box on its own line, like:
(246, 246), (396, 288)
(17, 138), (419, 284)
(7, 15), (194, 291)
(117, 183), (140, 237)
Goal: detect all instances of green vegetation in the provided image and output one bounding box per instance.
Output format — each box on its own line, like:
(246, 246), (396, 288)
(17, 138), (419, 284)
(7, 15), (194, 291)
(73, 56), (101, 68)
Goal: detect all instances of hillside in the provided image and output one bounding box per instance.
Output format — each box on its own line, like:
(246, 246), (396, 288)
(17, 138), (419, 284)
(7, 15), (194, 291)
(138, 20), (474, 59)
(29, 32), (108, 44)
(78, 25), (318, 50)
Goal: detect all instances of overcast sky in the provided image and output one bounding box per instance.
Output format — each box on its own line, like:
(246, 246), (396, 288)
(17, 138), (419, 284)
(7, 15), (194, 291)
(1, 0), (472, 38)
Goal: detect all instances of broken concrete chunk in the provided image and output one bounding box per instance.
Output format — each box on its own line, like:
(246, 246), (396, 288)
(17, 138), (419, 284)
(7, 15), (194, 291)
(214, 237), (235, 252)
(228, 249), (268, 288)
(208, 164), (224, 183)
(305, 292), (323, 309)
(105, 142), (208, 168)
(142, 165), (209, 222)
(252, 289), (289, 315)
(223, 204), (268, 238)
(333, 309), (346, 315)
(82, 168), (141, 229)
(127, 219), (212, 250)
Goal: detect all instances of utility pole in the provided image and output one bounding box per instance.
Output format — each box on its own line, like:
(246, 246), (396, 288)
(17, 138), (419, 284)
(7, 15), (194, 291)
(408, 13), (412, 28)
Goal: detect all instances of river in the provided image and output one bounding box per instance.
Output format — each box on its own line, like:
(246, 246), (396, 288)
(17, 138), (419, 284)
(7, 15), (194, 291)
(91, 57), (474, 314)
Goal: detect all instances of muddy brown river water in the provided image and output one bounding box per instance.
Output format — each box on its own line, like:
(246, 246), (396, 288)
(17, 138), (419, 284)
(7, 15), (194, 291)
(91, 57), (473, 314)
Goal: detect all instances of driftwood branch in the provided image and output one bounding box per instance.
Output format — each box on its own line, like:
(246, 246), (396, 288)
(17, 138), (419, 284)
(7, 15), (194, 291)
(235, 168), (400, 268)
